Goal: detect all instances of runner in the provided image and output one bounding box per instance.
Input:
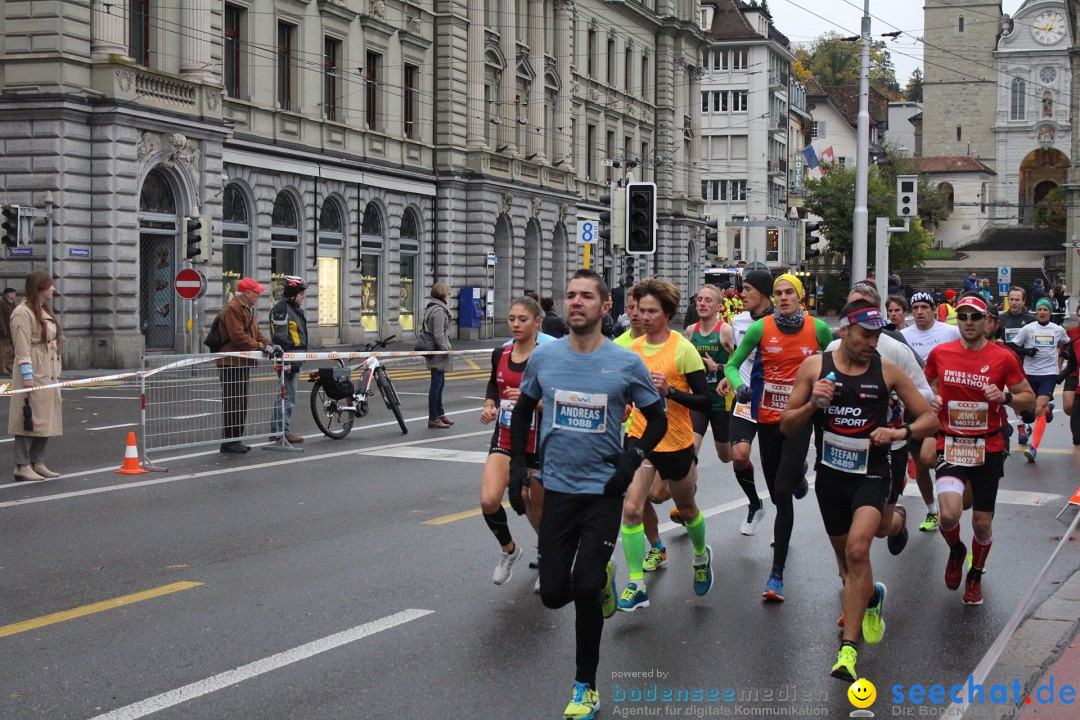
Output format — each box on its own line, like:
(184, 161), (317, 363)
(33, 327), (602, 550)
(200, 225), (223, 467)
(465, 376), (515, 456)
(617, 278), (714, 611)
(724, 272), (833, 601)
(900, 291), (961, 533)
(479, 296), (545, 589)
(717, 269), (775, 538)
(997, 286), (1037, 445)
(1007, 298), (1068, 463)
(509, 269), (667, 720)
(885, 295), (909, 331)
(782, 299), (938, 681)
(1056, 304), (1080, 472)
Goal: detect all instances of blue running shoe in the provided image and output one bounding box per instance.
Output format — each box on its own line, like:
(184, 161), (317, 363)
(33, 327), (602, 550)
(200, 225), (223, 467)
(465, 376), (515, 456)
(563, 680), (600, 720)
(1024, 447), (1037, 463)
(693, 545), (714, 596)
(763, 571), (784, 602)
(617, 582), (650, 612)
(1046, 402), (1054, 424)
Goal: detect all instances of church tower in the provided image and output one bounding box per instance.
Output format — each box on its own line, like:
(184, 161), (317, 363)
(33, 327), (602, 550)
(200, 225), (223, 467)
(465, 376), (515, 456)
(922, 1), (1003, 168)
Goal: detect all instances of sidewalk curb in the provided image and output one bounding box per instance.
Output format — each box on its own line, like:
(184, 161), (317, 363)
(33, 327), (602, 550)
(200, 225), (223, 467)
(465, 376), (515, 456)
(963, 568), (1080, 719)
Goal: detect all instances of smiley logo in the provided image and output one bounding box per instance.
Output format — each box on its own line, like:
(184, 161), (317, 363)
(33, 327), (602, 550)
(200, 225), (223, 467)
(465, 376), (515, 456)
(848, 678), (876, 708)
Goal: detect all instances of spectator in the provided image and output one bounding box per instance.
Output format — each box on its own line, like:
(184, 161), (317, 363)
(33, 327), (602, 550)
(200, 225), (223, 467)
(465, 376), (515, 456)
(217, 277), (278, 454)
(1050, 284), (1068, 326)
(937, 288), (958, 325)
(424, 282), (454, 429)
(887, 273), (903, 298)
(268, 276), (309, 444)
(0, 287), (16, 376)
(9, 272), (63, 481)
(932, 288), (943, 305)
(609, 282), (626, 322)
(683, 293), (700, 329)
(1031, 279), (1047, 303)
(885, 294), (909, 331)
(963, 271), (979, 293)
(978, 279), (994, 305)
(540, 297), (570, 338)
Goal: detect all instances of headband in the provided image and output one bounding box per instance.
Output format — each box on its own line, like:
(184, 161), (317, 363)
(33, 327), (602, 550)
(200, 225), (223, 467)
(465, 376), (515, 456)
(909, 291), (935, 307)
(1036, 298), (1053, 311)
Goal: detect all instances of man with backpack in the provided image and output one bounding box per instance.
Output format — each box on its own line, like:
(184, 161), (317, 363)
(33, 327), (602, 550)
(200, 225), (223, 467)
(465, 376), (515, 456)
(269, 276), (309, 444)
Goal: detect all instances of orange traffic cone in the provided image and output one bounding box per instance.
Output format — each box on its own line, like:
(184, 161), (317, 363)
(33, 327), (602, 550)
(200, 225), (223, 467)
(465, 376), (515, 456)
(115, 431), (149, 475)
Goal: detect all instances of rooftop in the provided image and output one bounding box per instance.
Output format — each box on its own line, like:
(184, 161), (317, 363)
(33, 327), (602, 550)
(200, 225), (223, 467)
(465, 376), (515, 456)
(916, 156), (996, 174)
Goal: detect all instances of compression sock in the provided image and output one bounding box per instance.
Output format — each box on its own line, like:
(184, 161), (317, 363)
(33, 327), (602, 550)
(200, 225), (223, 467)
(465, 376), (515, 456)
(735, 464), (761, 508)
(928, 500), (939, 515)
(1031, 415), (1047, 451)
(651, 539), (665, 553)
(622, 523), (646, 583)
(483, 507), (513, 547)
(684, 511), (707, 557)
(939, 521), (962, 550)
(971, 535), (993, 570)
(867, 584), (880, 608)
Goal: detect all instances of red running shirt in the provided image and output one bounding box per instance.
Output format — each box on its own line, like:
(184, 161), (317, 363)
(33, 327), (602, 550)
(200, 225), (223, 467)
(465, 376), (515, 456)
(924, 340), (1025, 453)
(496, 345), (539, 453)
(1068, 326), (1080, 380)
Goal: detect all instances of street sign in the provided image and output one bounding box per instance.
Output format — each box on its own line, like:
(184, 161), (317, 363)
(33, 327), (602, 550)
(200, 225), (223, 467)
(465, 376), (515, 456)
(997, 265), (1011, 285)
(600, 159), (615, 167)
(999, 282), (1009, 296)
(68, 247), (90, 258)
(577, 214), (600, 244)
(175, 268), (206, 300)
(8, 247), (32, 256)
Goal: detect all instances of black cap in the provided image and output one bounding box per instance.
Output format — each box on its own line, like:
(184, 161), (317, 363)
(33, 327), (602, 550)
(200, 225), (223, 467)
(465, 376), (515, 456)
(2, 288), (15, 294)
(742, 270), (773, 297)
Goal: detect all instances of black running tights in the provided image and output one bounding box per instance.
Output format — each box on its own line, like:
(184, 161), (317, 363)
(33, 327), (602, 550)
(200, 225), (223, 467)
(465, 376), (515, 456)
(756, 422), (812, 571)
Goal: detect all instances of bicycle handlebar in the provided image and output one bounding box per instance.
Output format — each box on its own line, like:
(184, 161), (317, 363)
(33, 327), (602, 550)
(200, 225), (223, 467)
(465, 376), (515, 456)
(361, 336), (396, 352)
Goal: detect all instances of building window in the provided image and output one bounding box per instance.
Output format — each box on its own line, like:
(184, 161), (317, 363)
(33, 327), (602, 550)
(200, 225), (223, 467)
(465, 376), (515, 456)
(606, 130), (615, 181)
(607, 37), (616, 85)
(732, 228), (742, 261)
(732, 91), (747, 112)
(1010, 78), (1025, 120)
(324, 37), (340, 121)
(399, 210), (420, 332)
(713, 50), (725, 71)
(766, 229), (779, 262)
(625, 47), (633, 92)
(587, 123), (595, 180)
(731, 180), (746, 201)
(731, 49), (748, 70)
(270, 192), (300, 282)
(588, 29), (596, 78)
(1042, 90), (1053, 118)
(811, 120), (825, 138)
(956, 125), (962, 141)
(130, 0), (151, 66)
(641, 55), (650, 102)
(366, 52), (381, 130)
(404, 64), (418, 138)
(277, 23), (296, 111)
(317, 201), (345, 327)
(938, 182), (955, 213)
(359, 203), (384, 333)
(221, 184), (250, 301)
(959, 16), (964, 32)
(224, 5), (243, 98)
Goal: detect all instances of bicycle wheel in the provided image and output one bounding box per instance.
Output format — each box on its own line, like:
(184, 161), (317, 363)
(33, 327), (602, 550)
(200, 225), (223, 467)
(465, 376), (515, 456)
(376, 367), (408, 435)
(309, 379), (355, 439)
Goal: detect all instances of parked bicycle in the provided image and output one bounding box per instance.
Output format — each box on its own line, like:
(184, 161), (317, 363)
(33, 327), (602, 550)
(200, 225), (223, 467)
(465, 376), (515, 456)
(307, 336), (408, 439)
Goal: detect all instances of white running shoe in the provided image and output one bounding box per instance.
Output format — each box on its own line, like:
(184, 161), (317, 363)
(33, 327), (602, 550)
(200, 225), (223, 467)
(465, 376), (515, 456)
(493, 544), (523, 585)
(741, 505), (767, 536)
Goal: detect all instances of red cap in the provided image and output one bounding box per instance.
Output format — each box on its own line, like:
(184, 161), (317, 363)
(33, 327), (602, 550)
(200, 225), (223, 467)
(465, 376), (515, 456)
(955, 295), (987, 313)
(943, 289), (957, 301)
(236, 277), (267, 294)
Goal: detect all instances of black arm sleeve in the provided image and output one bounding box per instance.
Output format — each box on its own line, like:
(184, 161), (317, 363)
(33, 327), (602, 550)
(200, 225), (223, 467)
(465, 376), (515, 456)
(667, 370), (714, 413)
(1058, 340), (1078, 384)
(633, 401), (669, 455)
(509, 392), (541, 455)
(485, 347), (501, 404)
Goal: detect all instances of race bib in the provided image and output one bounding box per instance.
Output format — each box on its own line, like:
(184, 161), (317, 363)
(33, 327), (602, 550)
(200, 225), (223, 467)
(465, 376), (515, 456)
(821, 431), (870, 475)
(1004, 328), (1021, 343)
(498, 399), (536, 430)
(760, 381), (793, 412)
(944, 436), (985, 467)
(553, 390), (608, 433)
(947, 401), (988, 433)
(733, 401), (755, 423)
(1034, 333), (1055, 347)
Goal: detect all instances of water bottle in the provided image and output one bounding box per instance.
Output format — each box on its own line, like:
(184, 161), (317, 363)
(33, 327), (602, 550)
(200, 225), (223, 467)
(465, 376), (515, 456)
(816, 372), (836, 409)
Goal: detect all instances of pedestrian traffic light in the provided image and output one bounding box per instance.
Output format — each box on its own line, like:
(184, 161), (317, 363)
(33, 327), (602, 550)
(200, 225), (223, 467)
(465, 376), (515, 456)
(184, 215), (210, 262)
(599, 188), (626, 251)
(624, 255), (636, 286)
(804, 221), (821, 259)
(625, 182), (657, 254)
(2, 205), (21, 248)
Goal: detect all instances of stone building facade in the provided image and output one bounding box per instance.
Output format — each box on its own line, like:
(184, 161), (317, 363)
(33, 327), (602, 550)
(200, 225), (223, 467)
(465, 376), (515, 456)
(0, 0), (707, 369)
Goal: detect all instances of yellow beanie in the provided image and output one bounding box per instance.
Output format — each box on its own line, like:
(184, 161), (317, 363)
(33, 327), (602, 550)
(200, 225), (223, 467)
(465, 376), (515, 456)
(775, 273), (804, 300)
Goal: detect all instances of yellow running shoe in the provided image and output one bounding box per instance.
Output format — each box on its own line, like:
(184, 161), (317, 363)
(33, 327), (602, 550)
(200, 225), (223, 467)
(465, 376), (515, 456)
(830, 645), (858, 682)
(564, 681), (600, 720)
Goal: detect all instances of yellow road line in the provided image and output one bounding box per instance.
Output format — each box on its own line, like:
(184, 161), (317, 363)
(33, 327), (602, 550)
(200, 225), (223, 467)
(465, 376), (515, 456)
(424, 501), (510, 526)
(0, 581), (203, 639)
(466, 358), (481, 370)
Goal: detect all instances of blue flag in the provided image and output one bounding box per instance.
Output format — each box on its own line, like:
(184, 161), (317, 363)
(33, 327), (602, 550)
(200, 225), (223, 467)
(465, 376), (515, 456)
(803, 146), (819, 170)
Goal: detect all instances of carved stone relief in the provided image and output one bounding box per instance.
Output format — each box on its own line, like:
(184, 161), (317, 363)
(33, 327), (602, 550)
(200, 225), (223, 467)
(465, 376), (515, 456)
(558, 203), (569, 224)
(531, 197), (542, 218)
(502, 192), (514, 214)
(369, 0), (386, 19)
(116, 69), (134, 92)
(407, 16), (422, 35)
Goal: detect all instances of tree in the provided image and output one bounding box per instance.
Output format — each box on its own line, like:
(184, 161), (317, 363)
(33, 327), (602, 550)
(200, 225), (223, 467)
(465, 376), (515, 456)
(1033, 186), (1067, 235)
(904, 68), (923, 102)
(795, 32), (902, 98)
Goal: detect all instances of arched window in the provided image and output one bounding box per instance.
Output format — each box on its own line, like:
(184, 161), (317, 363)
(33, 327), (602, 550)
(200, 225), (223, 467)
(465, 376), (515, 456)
(140, 169), (177, 215)
(317, 199), (345, 328)
(1010, 78), (1026, 120)
(319, 200), (344, 246)
(359, 202), (385, 332)
(221, 184), (251, 300)
(271, 191), (300, 280)
(938, 182), (955, 213)
(399, 209), (421, 332)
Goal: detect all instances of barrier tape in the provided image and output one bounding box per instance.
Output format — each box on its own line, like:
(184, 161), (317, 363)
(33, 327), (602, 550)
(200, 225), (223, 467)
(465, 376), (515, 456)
(0, 348), (496, 397)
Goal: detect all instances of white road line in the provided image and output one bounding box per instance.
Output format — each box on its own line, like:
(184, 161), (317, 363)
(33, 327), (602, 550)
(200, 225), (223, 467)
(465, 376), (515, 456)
(0, 437), (11, 444)
(88, 609), (433, 720)
(86, 423), (139, 432)
(84, 396), (140, 400)
(365, 447), (489, 464)
(393, 391), (430, 396)
(901, 485), (1061, 507)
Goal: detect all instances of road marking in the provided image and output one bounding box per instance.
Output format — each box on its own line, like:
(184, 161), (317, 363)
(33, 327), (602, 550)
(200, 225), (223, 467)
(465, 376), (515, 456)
(425, 501), (511, 526)
(365, 447), (488, 464)
(0, 429), (491, 507)
(466, 357), (481, 370)
(0, 581), (203, 639)
(86, 422), (139, 432)
(901, 485), (1062, 506)
(88, 609), (433, 720)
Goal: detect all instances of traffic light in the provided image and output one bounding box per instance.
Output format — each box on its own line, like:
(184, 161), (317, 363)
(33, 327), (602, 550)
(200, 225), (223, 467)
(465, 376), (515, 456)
(599, 188), (626, 251)
(2, 205), (21, 248)
(804, 221), (821, 259)
(624, 255), (636, 286)
(704, 216), (722, 261)
(184, 215), (210, 262)
(896, 175), (918, 219)
(625, 181), (657, 254)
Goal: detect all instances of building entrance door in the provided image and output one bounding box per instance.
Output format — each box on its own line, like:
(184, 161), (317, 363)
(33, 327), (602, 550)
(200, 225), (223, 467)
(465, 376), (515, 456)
(139, 231), (177, 349)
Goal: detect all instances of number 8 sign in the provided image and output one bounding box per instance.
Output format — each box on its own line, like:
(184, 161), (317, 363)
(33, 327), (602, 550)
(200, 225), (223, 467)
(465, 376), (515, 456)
(577, 214), (599, 244)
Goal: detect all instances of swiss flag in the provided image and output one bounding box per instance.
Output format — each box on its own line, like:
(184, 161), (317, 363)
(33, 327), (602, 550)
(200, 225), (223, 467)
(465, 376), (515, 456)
(819, 146), (835, 172)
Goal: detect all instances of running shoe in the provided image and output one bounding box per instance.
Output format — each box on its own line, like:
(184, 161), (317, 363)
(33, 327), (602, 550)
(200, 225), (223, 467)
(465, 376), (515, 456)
(601, 561), (617, 618)
(1017, 422), (1029, 445)
(830, 645), (858, 682)
(1024, 447), (1037, 463)
(793, 463), (809, 500)
(1046, 402), (1054, 424)
(887, 506), (909, 556)
(643, 547), (668, 572)
(918, 511), (939, 532)
(669, 508), (685, 525)
(963, 568), (984, 606)
(762, 571), (784, 602)
(862, 582), (887, 645)
(907, 457), (916, 479)
(617, 582), (650, 612)
(563, 680), (600, 720)
(741, 504), (767, 536)
(493, 544), (522, 585)
(693, 546), (714, 596)
(946, 542), (967, 591)
(965, 552), (988, 575)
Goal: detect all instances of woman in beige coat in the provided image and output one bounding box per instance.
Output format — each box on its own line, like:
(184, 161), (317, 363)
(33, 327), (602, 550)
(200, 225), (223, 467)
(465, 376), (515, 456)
(9, 271), (63, 481)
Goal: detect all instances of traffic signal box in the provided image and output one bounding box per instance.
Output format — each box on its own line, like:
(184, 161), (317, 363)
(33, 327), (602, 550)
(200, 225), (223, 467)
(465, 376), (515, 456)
(599, 189), (627, 251)
(184, 215), (211, 262)
(2, 205), (21, 248)
(625, 182), (657, 255)
(804, 221), (821, 259)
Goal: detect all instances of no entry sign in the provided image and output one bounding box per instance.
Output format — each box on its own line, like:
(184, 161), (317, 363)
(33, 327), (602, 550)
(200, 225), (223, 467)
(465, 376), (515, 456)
(175, 268), (206, 300)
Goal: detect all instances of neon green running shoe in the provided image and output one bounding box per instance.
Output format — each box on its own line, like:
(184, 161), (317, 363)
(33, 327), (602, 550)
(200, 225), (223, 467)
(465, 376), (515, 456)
(830, 644), (858, 682)
(918, 512), (939, 532)
(861, 582), (887, 645)
(643, 547), (668, 572)
(601, 561), (617, 619)
(563, 680), (600, 720)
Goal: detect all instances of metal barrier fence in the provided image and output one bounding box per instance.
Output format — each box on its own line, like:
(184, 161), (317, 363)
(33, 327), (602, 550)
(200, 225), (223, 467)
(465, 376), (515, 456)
(140, 354), (292, 469)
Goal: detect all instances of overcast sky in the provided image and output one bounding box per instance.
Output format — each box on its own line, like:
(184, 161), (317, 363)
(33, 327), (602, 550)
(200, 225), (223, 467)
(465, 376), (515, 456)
(766, 0), (1026, 85)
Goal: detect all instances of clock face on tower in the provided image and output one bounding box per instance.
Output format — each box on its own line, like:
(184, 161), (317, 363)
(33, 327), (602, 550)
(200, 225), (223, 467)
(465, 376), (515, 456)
(1031, 10), (1067, 45)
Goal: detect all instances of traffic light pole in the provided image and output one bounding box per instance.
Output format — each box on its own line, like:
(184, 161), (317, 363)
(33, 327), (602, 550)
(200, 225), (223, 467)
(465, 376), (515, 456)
(874, 216), (909, 309)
